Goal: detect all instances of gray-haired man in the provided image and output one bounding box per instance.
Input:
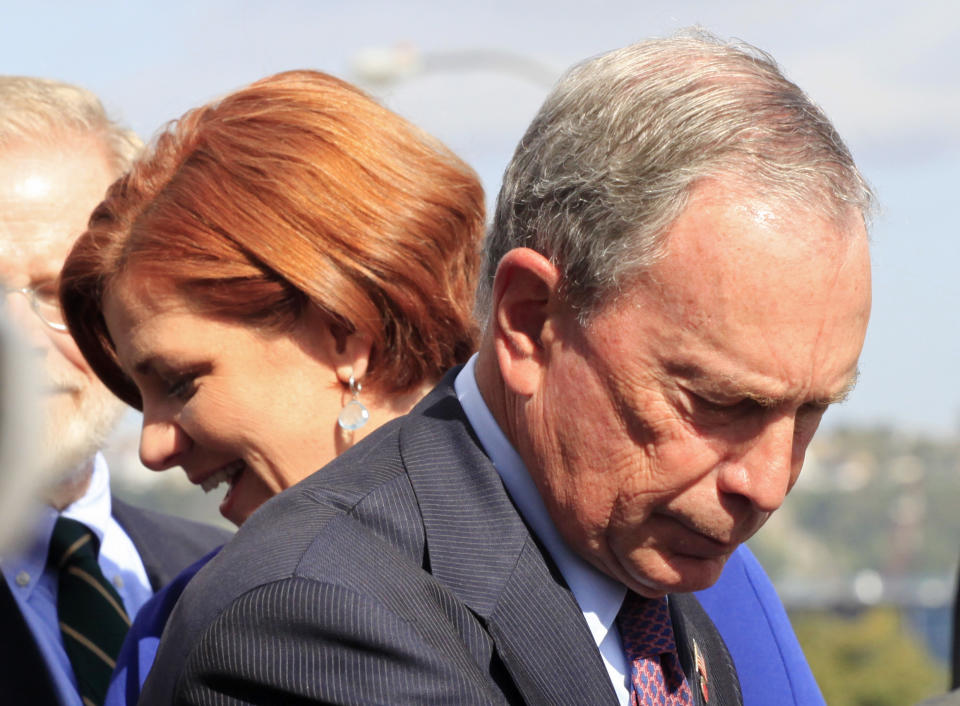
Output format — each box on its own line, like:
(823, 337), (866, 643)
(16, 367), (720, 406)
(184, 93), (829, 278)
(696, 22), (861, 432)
(143, 32), (870, 705)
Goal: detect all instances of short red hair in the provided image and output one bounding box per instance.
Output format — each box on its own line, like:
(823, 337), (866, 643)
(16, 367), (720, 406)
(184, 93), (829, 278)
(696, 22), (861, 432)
(60, 70), (484, 409)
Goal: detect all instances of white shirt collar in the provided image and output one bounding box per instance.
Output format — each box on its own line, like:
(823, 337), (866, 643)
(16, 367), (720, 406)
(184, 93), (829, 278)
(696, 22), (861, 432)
(455, 355), (630, 703)
(61, 452), (113, 545)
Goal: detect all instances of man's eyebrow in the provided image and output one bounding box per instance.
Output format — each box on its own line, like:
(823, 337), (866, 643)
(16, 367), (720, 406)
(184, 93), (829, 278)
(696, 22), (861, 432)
(819, 368), (860, 405)
(30, 273), (60, 286)
(745, 370), (860, 408)
(666, 363), (763, 400)
(666, 362), (861, 406)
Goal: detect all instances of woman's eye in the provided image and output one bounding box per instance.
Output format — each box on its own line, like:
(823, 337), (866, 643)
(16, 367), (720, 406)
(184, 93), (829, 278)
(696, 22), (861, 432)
(166, 375), (197, 401)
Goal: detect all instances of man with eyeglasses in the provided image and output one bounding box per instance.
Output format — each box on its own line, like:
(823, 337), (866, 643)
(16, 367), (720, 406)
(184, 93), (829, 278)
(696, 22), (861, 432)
(0, 76), (230, 706)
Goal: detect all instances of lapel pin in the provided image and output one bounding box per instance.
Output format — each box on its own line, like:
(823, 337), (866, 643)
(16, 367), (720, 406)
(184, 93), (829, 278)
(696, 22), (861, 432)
(693, 638), (709, 703)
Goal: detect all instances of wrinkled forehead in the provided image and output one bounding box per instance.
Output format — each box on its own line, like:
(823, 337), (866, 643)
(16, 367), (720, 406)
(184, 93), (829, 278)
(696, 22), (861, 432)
(630, 184), (871, 345)
(0, 230), (77, 289)
(0, 231), (75, 273)
(655, 183), (866, 281)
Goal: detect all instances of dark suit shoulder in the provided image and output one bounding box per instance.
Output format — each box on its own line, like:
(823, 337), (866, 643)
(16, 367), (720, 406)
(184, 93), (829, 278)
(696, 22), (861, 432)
(0, 580), (60, 702)
(142, 374), (616, 705)
(142, 422), (445, 703)
(171, 471), (507, 704)
(241, 419), (424, 585)
(178, 575), (509, 705)
(111, 496), (232, 590)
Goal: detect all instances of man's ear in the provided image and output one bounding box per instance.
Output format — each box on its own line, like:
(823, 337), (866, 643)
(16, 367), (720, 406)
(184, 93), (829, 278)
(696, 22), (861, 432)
(491, 248), (562, 397)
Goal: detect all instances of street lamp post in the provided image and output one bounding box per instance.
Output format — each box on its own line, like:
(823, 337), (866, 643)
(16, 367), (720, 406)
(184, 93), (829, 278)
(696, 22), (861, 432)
(351, 43), (557, 89)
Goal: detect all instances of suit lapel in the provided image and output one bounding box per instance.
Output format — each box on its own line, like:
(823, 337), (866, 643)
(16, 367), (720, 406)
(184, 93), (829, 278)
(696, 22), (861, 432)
(0, 579), (62, 703)
(111, 498), (230, 592)
(485, 538), (620, 704)
(112, 498), (167, 590)
(400, 375), (617, 704)
(670, 593), (743, 706)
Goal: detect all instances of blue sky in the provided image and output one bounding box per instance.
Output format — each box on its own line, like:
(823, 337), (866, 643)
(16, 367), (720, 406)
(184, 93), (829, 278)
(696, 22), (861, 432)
(3, 0), (958, 433)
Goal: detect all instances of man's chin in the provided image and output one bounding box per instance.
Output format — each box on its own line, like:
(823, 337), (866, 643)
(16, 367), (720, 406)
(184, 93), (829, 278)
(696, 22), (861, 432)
(627, 549), (733, 596)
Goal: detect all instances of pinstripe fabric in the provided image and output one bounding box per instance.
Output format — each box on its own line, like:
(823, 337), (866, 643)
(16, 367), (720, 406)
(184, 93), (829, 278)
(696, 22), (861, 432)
(141, 370), (739, 705)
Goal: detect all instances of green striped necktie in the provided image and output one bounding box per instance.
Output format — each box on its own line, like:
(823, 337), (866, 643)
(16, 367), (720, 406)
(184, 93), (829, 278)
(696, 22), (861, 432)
(47, 516), (131, 706)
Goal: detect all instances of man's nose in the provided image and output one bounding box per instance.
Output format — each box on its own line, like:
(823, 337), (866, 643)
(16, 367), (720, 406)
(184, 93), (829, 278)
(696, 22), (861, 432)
(718, 412), (799, 514)
(139, 414), (191, 471)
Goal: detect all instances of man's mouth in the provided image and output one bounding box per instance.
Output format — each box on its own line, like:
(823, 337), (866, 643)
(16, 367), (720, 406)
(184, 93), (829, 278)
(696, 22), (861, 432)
(200, 460), (246, 493)
(657, 513), (740, 558)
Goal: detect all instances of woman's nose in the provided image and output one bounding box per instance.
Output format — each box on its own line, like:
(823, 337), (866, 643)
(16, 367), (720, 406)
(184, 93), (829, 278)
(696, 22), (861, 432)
(139, 416), (191, 471)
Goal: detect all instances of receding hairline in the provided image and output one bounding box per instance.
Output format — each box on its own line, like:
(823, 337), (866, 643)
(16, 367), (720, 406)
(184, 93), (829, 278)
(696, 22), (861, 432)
(479, 29), (872, 327)
(563, 174), (869, 325)
(0, 126), (118, 167)
(0, 75), (142, 178)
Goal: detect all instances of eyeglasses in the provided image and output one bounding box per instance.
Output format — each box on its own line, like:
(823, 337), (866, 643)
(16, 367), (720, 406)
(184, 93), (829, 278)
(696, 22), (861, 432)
(2, 283), (68, 332)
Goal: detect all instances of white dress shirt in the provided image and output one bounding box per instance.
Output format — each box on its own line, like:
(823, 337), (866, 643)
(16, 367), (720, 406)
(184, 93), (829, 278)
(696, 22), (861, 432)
(455, 355), (632, 705)
(1, 453), (153, 706)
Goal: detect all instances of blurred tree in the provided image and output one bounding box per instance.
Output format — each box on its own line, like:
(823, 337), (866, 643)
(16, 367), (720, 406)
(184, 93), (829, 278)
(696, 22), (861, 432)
(751, 425), (960, 584)
(793, 607), (947, 706)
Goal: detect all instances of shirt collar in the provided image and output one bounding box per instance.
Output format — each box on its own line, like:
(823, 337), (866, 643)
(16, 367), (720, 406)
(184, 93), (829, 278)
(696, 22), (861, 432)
(61, 452), (112, 546)
(454, 355), (626, 647)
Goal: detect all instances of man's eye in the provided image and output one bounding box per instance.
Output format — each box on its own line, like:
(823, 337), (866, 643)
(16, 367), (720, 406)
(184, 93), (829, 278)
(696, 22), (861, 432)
(795, 403), (829, 434)
(685, 390), (753, 419)
(33, 283), (59, 305)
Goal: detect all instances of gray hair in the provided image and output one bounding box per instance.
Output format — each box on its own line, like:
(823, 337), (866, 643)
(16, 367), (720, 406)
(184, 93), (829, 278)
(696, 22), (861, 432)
(0, 76), (141, 176)
(480, 30), (873, 320)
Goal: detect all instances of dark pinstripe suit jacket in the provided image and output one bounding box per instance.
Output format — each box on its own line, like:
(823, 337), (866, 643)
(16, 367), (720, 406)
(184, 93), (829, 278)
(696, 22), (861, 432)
(141, 371), (741, 705)
(0, 498), (230, 705)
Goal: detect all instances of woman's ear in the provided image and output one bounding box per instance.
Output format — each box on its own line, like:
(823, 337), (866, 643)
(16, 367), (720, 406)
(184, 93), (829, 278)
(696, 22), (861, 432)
(330, 322), (372, 385)
(300, 304), (373, 384)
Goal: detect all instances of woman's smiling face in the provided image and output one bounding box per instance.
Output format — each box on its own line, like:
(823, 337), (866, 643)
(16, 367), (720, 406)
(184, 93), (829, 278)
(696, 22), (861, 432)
(103, 273), (347, 526)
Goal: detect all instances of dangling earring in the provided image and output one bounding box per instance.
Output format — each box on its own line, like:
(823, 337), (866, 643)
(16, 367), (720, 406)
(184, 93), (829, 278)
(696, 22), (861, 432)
(337, 374), (369, 431)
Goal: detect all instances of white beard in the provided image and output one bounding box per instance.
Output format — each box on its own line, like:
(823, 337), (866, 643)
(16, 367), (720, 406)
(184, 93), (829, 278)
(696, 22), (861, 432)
(39, 364), (125, 499)
(0, 319), (124, 548)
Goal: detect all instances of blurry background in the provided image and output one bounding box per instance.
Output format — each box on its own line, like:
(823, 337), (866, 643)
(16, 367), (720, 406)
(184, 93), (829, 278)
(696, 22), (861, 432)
(3, 1), (957, 703)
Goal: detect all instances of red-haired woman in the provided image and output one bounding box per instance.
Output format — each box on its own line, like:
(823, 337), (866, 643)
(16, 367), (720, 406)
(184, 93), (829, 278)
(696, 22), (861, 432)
(59, 69), (484, 704)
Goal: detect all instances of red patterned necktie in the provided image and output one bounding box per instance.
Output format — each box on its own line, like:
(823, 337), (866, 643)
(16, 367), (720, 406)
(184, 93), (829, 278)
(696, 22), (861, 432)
(616, 591), (694, 706)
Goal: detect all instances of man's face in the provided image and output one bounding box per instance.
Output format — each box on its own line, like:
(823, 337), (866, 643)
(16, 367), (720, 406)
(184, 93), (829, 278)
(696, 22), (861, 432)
(521, 180), (871, 597)
(0, 137), (125, 483)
